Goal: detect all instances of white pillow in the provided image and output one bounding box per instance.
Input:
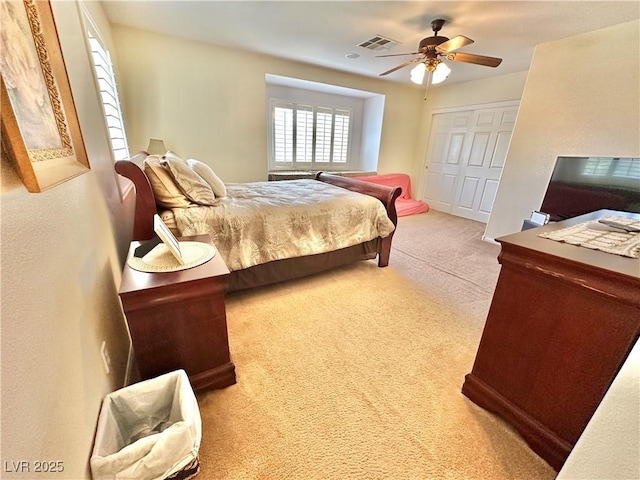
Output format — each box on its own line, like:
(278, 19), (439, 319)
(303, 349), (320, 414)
(186, 159), (227, 197)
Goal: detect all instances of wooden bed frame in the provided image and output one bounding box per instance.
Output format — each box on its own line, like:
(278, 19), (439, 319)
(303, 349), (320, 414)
(115, 153), (401, 291)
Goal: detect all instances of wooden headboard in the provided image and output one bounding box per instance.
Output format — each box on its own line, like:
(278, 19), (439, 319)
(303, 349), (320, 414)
(115, 152), (157, 241)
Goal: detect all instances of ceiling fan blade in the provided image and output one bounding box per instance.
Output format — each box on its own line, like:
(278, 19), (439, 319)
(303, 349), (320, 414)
(436, 35), (474, 54)
(379, 57), (422, 76)
(376, 52), (420, 57)
(446, 52), (502, 67)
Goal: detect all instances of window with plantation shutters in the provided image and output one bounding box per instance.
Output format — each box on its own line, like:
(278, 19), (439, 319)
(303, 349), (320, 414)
(270, 100), (352, 169)
(88, 31), (130, 163)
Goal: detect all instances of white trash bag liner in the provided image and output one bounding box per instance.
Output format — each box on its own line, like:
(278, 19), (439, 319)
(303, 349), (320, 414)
(90, 370), (202, 480)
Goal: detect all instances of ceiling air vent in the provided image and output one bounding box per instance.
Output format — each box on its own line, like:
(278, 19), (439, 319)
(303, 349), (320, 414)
(357, 35), (400, 51)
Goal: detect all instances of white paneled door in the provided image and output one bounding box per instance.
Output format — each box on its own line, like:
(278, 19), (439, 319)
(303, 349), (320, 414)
(420, 102), (519, 223)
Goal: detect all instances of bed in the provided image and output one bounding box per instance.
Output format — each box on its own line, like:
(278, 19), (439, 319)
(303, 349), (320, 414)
(115, 152), (402, 292)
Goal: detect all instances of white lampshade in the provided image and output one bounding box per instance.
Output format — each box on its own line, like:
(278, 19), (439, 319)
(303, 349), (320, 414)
(431, 62), (452, 84)
(410, 63), (426, 85)
(147, 138), (167, 155)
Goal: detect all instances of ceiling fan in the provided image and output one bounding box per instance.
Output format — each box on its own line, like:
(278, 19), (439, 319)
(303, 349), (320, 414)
(378, 19), (502, 85)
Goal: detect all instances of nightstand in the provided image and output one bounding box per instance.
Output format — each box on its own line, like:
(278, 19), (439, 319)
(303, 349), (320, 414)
(119, 234), (236, 391)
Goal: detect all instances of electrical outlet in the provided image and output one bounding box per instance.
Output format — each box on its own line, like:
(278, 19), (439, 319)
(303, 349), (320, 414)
(101, 341), (111, 374)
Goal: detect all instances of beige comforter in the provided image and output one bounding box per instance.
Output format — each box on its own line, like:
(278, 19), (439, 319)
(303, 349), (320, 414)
(171, 179), (395, 271)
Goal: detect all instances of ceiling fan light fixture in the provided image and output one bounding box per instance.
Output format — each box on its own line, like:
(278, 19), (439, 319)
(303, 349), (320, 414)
(377, 18), (502, 85)
(431, 62), (451, 84)
(410, 62), (426, 84)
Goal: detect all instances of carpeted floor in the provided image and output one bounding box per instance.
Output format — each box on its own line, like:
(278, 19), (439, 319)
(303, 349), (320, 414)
(195, 211), (556, 479)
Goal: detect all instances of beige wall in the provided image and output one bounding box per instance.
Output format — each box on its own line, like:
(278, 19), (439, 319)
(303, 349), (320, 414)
(1, 1), (133, 477)
(485, 20), (640, 240)
(111, 25), (425, 183)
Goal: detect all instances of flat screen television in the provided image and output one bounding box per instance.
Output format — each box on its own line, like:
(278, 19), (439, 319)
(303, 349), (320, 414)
(540, 156), (640, 221)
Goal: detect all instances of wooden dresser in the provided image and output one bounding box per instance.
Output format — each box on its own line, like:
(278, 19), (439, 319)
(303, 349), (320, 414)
(119, 234), (236, 392)
(462, 210), (640, 470)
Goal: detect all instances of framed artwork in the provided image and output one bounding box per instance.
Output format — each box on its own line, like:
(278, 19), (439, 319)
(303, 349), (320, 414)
(0, 0), (89, 193)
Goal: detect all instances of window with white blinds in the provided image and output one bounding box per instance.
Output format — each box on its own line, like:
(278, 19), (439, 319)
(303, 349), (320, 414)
(87, 29), (130, 163)
(271, 101), (351, 169)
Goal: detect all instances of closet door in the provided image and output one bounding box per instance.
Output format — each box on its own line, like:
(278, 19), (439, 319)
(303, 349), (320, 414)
(420, 102), (519, 223)
(421, 111), (473, 213)
(451, 106), (518, 222)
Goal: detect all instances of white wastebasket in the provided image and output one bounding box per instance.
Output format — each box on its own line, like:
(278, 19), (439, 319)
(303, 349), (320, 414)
(90, 370), (202, 480)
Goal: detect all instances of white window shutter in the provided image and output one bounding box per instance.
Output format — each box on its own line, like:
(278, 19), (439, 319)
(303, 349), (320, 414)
(274, 106), (294, 163)
(88, 33), (130, 162)
(296, 107), (313, 163)
(315, 108), (333, 163)
(332, 110), (350, 164)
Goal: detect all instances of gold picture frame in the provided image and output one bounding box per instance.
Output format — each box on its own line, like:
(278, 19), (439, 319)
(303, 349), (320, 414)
(1, 0), (89, 193)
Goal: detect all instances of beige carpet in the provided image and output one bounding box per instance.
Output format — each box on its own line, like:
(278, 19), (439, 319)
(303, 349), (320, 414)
(195, 211), (556, 479)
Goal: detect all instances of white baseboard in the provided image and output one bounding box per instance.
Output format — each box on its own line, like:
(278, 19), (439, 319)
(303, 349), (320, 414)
(482, 235), (499, 245)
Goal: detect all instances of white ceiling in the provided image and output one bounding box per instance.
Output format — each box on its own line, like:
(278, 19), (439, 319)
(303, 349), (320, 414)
(101, 1), (640, 86)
